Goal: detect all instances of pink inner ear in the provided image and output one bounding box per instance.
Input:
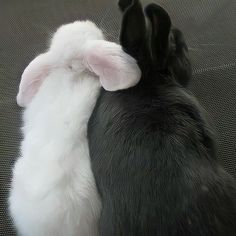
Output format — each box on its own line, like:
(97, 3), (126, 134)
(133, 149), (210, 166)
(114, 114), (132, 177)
(17, 53), (52, 107)
(85, 40), (141, 91)
(86, 52), (122, 90)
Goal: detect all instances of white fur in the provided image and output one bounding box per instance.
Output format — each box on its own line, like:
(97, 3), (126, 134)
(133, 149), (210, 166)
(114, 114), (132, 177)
(9, 21), (104, 236)
(16, 23), (141, 108)
(9, 20), (141, 236)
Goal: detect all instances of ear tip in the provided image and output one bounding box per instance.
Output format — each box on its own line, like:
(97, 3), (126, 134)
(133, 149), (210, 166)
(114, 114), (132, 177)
(16, 94), (26, 107)
(118, 0), (128, 11)
(118, 0), (136, 11)
(119, 0), (141, 13)
(145, 3), (157, 14)
(145, 3), (170, 17)
(145, 3), (164, 11)
(145, 3), (171, 28)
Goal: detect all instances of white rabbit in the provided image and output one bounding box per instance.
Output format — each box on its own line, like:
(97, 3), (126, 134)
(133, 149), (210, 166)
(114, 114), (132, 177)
(9, 20), (141, 236)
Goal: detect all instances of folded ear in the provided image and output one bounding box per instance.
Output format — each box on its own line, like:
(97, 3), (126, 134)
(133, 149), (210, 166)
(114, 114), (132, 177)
(145, 4), (172, 68)
(84, 40), (141, 91)
(17, 52), (53, 107)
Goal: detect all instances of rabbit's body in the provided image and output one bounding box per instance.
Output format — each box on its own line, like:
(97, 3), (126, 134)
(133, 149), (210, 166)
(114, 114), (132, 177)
(10, 71), (101, 236)
(89, 82), (236, 236)
(9, 20), (141, 236)
(88, 1), (236, 235)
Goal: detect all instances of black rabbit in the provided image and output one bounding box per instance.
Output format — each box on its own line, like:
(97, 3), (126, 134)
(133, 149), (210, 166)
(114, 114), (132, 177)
(88, 0), (236, 235)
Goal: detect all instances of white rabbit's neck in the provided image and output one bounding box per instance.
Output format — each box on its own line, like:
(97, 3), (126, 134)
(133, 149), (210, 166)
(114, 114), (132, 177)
(21, 70), (100, 161)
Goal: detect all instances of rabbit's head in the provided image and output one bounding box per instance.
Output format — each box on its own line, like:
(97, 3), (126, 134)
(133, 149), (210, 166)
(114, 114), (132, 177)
(17, 21), (141, 107)
(49, 21), (104, 67)
(119, 0), (192, 87)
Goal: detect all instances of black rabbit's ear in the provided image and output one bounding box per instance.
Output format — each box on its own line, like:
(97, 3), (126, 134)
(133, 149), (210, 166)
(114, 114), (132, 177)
(119, 0), (146, 60)
(145, 4), (171, 68)
(118, 0), (133, 12)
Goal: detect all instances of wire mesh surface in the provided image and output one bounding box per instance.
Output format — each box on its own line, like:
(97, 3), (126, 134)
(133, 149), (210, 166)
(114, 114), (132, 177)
(0, 0), (235, 235)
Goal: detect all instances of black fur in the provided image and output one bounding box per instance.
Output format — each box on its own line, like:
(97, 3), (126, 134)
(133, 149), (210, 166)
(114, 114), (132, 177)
(88, 0), (236, 235)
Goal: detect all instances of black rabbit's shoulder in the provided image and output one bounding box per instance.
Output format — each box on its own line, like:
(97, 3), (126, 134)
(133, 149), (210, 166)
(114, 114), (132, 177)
(94, 85), (208, 132)
(89, 84), (215, 162)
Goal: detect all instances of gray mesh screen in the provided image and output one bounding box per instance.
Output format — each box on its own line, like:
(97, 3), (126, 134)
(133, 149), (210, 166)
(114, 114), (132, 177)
(0, 0), (235, 235)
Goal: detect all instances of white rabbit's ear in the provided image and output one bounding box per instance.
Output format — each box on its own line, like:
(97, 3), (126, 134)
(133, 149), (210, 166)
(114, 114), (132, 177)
(17, 52), (53, 107)
(84, 40), (141, 91)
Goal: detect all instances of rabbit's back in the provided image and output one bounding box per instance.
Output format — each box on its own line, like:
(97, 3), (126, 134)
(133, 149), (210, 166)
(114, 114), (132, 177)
(88, 84), (236, 236)
(9, 71), (101, 236)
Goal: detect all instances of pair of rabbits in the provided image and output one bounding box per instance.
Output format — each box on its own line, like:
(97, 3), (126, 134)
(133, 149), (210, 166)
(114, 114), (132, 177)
(9, 0), (236, 236)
